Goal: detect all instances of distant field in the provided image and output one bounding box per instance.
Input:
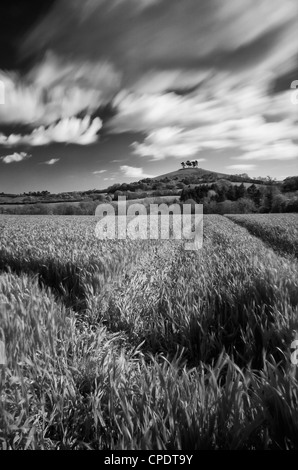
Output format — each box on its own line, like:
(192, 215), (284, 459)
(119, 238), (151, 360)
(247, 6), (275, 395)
(0, 214), (298, 449)
(108, 195), (180, 208)
(0, 195), (181, 211)
(0, 200), (84, 209)
(226, 213), (298, 258)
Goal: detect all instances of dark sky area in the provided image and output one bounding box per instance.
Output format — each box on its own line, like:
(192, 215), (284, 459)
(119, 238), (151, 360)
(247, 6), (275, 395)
(0, 0), (56, 70)
(0, 0), (297, 193)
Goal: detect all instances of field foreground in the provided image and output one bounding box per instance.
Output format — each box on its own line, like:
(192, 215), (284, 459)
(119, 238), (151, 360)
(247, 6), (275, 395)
(0, 214), (298, 449)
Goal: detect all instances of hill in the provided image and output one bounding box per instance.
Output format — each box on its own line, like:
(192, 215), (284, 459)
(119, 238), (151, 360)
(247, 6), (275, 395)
(0, 167), (292, 216)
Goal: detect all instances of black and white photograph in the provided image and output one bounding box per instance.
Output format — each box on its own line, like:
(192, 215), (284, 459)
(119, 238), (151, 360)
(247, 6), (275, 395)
(0, 0), (298, 453)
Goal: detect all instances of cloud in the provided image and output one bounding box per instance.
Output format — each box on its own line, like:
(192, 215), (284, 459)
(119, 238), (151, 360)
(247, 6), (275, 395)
(74, 0), (161, 21)
(0, 70), (45, 126)
(131, 69), (212, 94)
(43, 158), (60, 165)
(111, 92), (176, 133)
(1, 0), (297, 167)
(1, 152), (31, 164)
(233, 141), (298, 161)
(112, 86), (298, 161)
(120, 165), (155, 179)
(0, 116), (102, 146)
(93, 170), (107, 174)
(132, 127), (210, 160)
(0, 53), (121, 127)
(226, 164), (257, 171)
(23, 0), (298, 89)
(110, 90), (223, 133)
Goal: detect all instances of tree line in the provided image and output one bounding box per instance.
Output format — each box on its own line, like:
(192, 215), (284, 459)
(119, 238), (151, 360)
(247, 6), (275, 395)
(180, 182), (298, 213)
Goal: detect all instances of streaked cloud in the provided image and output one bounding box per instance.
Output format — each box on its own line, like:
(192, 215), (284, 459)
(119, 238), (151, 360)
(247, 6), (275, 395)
(0, 116), (102, 146)
(0, 54), (120, 128)
(23, 0), (298, 89)
(93, 170), (107, 174)
(233, 141), (298, 161)
(118, 86), (298, 161)
(132, 127), (209, 160)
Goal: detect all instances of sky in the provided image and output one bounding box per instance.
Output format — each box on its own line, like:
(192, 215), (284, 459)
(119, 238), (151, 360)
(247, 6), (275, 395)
(0, 0), (297, 193)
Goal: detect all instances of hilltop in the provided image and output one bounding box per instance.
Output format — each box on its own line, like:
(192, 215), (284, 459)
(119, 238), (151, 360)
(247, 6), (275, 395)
(152, 167), (230, 182)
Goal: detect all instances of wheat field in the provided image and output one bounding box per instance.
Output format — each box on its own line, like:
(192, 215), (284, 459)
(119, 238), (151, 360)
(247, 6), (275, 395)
(0, 214), (298, 449)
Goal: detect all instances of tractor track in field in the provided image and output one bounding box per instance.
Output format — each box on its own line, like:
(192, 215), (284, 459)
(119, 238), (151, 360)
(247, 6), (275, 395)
(88, 238), (185, 336)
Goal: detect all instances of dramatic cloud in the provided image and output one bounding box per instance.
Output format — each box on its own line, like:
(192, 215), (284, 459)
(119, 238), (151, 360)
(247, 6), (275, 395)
(1, 0), (298, 170)
(0, 55), (120, 127)
(0, 116), (102, 146)
(120, 165), (155, 179)
(1, 152), (31, 164)
(23, 0), (298, 88)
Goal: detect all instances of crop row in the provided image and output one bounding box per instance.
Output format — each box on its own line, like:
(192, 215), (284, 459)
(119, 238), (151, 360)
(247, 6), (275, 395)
(226, 214), (298, 258)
